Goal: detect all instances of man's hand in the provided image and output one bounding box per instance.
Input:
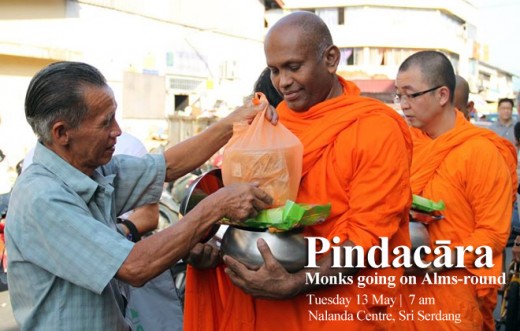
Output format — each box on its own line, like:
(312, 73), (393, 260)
(185, 243), (220, 269)
(210, 183), (273, 221)
(513, 235), (520, 263)
(224, 98), (278, 126)
(223, 238), (300, 299)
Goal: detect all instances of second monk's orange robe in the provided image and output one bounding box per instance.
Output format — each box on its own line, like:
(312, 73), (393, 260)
(183, 77), (413, 331)
(392, 110), (517, 331)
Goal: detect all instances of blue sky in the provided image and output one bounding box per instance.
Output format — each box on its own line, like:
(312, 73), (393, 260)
(473, 0), (520, 90)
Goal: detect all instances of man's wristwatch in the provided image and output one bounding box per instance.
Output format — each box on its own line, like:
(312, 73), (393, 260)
(117, 217), (141, 243)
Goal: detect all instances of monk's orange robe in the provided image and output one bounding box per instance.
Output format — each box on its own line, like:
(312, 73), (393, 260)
(184, 77), (413, 331)
(392, 110), (517, 331)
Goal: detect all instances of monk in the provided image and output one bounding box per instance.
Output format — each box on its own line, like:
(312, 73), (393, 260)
(453, 75), (473, 121)
(183, 11), (413, 331)
(393, 50), (517, 331)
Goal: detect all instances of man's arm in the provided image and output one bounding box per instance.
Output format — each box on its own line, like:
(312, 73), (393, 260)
(116, 183), (273, 287)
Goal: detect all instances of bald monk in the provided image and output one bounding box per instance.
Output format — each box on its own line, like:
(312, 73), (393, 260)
(183, 11), (413, 331)
(393, 50), (517, 331)
(454, 75), (473, 120)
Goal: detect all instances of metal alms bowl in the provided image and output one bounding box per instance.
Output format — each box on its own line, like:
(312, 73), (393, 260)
(221, 226), (308, 273)
(409, 221), (430, 251)
(408, 208), (444, 252)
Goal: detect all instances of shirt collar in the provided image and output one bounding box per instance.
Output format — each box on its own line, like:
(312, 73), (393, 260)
(496, 120), (513, 128)
(33, 141), (115, 202)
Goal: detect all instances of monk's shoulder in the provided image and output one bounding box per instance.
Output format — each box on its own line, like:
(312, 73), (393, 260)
(337, 111), (409, 151)
(454, 135), (499, 155)
(356, 110), (407, 138)
(447, 135), (505, 169)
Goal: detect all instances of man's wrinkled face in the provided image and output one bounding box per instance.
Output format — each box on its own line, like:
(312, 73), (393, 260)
(67, 85), (121, 174)
(264, 25), (333, 112)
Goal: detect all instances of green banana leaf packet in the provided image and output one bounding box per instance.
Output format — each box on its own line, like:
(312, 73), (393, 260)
(221, 200), (332, 232)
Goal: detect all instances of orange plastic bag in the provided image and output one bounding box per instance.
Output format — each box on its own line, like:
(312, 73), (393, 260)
(222, 92), (303, 207)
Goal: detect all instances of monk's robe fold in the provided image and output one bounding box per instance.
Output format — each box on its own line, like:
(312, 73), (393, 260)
(392, 110), (516, 331)
(184, 77), (413, 331)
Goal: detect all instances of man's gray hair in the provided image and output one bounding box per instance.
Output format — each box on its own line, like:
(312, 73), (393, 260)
(25, 61), (107, 143)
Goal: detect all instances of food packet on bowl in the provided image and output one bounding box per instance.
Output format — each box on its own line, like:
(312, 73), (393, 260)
(221, 92), (303, 207)
(220, 201), (331, 232)
(410, 195), (445, 224)
(411, 195), (445, 213)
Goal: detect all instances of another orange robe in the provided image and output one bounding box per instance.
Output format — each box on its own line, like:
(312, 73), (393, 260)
(184, 77), (413, 331)
(393, 110), (517, 331)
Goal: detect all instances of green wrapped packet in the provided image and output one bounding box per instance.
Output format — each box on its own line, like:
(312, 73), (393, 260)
(242, 207), (285, 228)
(412, 195), (445, 213)
(238, 200), (331, 231)
(299, 203), (332, 226)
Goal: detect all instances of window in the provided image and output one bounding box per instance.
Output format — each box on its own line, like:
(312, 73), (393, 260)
(339, 48), (354, 66)
(174, 95), (189, 111)
(338, 7), (345, 25)
(354, 48), (365, 65)
(264, 0), (282, 10)
(316, 8), (336, 26)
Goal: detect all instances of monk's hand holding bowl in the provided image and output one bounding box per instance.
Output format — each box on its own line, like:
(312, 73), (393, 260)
(223, 238), (301, 300)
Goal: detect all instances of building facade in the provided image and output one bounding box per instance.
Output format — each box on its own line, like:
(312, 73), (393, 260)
(266, 0), (516, 110)
(0, 0), (517, 167)
(0, 0), (266, 163)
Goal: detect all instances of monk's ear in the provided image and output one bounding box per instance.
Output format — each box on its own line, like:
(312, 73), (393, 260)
(439, 86), (451, 107)
(323, 45), (340, 73)
(51, 120), (72, 146)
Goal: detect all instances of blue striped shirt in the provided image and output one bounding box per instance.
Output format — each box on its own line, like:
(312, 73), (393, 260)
(5, 142), (165, 330)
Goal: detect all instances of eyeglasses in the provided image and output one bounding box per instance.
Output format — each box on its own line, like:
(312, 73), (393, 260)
(394, 85), (443, 105)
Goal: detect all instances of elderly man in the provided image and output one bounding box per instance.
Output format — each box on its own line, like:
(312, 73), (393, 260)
(184, 11), (413, 331)
(5, 61), (274, 330)
(393, 51), (517, 331)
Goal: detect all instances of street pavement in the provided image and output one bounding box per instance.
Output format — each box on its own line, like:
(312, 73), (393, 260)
(0, 289), (18, 331)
